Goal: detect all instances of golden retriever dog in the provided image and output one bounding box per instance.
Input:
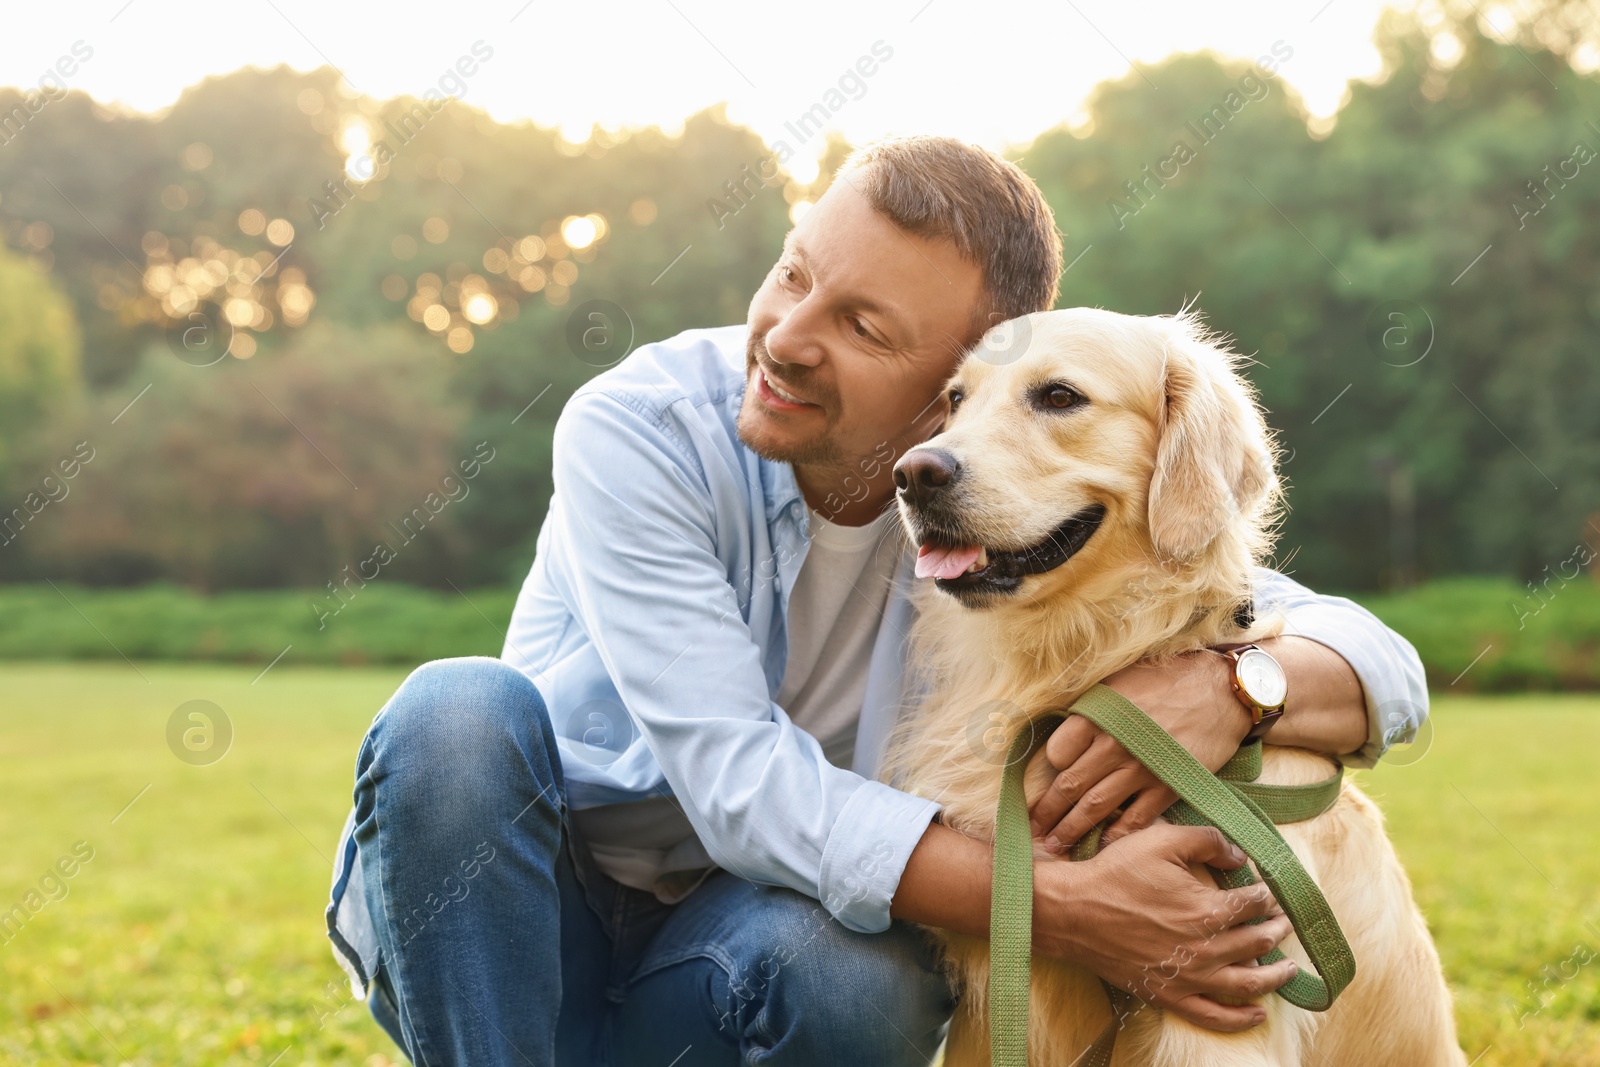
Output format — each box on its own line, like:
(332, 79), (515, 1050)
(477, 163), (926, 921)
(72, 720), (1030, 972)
(883, 308), (1462, 1066)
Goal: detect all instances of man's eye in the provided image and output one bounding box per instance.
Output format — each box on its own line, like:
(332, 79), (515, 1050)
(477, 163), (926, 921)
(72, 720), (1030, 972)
(850, 317), (882, 344)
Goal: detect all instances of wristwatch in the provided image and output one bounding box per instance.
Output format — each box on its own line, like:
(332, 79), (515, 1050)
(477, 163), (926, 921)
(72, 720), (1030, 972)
(1214, 643), (1287, 741)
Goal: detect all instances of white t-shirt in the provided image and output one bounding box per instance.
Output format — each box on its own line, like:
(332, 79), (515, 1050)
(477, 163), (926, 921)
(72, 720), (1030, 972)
(574, 506), (902, 896)
(775, 507), (902, 768)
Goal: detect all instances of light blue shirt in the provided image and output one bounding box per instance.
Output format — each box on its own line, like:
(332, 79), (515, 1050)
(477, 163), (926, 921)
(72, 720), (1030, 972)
(329, 323), (1428, 988)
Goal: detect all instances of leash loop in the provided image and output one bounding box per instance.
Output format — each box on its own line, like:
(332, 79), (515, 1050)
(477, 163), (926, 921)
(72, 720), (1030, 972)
(988, 684), (1352, 1067)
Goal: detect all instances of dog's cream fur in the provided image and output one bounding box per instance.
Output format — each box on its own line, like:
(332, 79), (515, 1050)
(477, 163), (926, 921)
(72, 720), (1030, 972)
(884, 308), (1463, 1066)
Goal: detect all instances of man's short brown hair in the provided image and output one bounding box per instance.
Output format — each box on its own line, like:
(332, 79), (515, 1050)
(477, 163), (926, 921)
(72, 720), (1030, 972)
(837, 136), (1063, 329)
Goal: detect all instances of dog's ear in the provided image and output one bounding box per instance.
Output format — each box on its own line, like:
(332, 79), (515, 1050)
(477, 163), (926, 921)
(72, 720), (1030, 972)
(1147, 320), (1278, 560)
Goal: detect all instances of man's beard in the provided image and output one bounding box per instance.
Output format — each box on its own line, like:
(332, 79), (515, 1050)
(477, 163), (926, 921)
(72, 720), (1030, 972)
(736, 332), (844, 467)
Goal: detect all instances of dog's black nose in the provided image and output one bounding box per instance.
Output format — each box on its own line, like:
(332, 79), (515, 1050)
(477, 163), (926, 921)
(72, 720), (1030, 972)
(894, 449), (960, 505)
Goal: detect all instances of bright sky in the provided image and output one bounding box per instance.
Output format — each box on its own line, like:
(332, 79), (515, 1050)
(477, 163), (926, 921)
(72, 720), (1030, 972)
(3, 0), (1398, 180)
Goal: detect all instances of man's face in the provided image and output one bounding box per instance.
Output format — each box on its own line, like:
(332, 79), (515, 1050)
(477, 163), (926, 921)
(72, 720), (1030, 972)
(737, 178), (987, 472)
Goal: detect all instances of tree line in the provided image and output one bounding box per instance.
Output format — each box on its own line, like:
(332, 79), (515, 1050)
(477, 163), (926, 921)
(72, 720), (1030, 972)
(0, 3), (1595, 593)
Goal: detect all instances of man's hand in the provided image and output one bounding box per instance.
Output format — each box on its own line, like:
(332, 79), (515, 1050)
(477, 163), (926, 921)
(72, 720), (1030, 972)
(1029, 650), (1251, 851)
(893, 821), (1295, 1032)
(1028, 637), (1372, 852)
(1034, 823), (1296, 1031)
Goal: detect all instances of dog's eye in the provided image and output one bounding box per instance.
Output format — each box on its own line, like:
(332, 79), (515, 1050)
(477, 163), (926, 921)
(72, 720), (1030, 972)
(948, 388), (965, 413)
(1042, 385), (1083, 410)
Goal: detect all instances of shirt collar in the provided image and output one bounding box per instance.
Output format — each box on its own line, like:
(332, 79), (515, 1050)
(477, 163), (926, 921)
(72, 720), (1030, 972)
(761, 455), (807, 531)
(731, 377), (806, 528)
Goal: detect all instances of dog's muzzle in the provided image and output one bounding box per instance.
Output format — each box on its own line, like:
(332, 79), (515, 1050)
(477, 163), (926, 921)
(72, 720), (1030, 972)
(927, 504), (1107, 598)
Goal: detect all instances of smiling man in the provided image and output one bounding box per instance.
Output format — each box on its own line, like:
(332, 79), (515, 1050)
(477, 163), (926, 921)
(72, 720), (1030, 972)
(326, 136), (1427, 1067)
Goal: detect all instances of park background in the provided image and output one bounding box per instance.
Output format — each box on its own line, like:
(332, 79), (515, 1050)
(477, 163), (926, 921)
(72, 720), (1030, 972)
(1, 0), (1598, 1063)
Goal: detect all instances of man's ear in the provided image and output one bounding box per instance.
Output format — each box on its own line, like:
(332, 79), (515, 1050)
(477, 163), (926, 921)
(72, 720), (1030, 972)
(1146, 323), (1277, 560)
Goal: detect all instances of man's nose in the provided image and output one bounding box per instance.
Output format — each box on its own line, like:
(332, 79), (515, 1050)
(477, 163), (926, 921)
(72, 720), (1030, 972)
(894, 448), (961, 507)
(763, 297), (827, 368)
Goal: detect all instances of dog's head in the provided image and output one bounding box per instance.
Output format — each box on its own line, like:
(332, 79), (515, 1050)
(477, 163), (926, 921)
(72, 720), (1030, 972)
(894, 307), (1280, 610)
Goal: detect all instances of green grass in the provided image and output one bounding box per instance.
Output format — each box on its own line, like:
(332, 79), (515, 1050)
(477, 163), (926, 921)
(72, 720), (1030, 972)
(1362, 693), (1600, 1062)
(0, 662), (406, 1066)
(0, 663), (1596, 1065)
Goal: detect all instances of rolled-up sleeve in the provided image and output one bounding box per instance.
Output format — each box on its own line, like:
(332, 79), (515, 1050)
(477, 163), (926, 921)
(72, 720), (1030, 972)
(1251, 567), (1429, 768)
(544, 390), (937, 932)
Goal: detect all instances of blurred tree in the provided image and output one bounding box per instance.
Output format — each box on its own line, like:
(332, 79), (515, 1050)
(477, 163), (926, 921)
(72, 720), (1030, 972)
(0, 236), (82, 468)
(1414, 0), (1600, 65)
(0, 67), (348, 386)
(1023, 30), (1600, 588)
(2, 26), (1597, 593)
(1294, 9), (1600, 582)
(36, 321), (461, 590)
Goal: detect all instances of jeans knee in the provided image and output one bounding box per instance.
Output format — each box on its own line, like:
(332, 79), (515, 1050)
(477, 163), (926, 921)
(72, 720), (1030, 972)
(726, 898), (953, 1064)
(364, 657), (559, 813)
(798, 925), (949, 1054)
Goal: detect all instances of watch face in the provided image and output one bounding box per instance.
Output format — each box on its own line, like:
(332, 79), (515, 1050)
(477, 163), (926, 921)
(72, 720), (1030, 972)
(1237, 648), (1288, 708)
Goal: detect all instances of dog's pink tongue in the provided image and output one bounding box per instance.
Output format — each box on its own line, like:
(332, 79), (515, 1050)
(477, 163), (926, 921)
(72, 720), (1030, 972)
(915, 543), (983, 580)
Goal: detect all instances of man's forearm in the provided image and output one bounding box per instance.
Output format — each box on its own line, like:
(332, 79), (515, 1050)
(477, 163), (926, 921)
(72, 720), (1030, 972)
(1097, 635), (1373, 777)
(1256, 635), (1368, 756)
(890, 821), (992, 936)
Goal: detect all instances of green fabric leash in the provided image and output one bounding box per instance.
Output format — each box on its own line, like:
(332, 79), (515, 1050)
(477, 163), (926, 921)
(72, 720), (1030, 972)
(988, 684), (1352, 1067)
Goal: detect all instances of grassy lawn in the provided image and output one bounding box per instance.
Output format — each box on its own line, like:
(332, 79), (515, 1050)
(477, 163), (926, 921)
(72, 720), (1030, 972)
(1361, 692), (1600, 1063)
(0, 662), (406, 1066)
(0, 663), (1596, 1065)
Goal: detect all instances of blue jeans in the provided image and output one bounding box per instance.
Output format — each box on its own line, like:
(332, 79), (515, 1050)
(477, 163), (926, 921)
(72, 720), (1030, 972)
(348, 657), (955, 1066)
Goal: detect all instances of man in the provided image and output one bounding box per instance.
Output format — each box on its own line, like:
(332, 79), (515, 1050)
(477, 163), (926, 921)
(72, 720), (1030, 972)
(326, 136), (1426, 1066)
